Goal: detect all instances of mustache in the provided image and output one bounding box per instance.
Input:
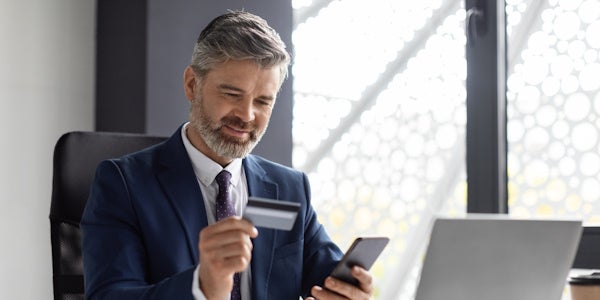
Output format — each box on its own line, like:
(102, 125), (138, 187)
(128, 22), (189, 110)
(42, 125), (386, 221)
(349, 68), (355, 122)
(219, 116), (257, 131)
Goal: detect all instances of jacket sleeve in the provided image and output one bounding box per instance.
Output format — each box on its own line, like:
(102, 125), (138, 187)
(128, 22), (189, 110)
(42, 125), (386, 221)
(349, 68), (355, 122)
(81, 160), (195, 300)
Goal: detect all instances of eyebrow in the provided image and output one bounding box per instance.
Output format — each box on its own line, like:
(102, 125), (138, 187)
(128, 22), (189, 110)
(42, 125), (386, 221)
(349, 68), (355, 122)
(218, 84), (244, 93)
(217, 84), (275, 101)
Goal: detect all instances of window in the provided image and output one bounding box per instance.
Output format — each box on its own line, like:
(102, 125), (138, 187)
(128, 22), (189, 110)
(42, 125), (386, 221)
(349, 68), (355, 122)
(293, 0), (600, 298)
(293, 0), (466, 298)
(507, 0), (600, 223)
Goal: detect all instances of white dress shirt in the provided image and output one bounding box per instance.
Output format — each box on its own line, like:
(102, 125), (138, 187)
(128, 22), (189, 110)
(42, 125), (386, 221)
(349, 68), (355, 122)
(181, 123), (252, 300)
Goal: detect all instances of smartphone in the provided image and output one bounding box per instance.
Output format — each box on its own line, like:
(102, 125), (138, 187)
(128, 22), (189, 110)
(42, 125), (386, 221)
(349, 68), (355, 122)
(330, 237), (390, 286)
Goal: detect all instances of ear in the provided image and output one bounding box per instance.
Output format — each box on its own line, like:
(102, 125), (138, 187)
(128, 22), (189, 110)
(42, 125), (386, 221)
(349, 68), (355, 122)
(183, 66), (198, 102)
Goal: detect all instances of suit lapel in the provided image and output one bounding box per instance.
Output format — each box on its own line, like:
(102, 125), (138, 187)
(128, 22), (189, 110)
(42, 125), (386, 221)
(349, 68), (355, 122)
(156, 127), (208, 264)
(244, 156), (279, 299)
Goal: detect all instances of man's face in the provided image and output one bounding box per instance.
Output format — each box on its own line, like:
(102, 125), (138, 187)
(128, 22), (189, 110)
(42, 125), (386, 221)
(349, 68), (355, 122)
(184, 59), (281, 165)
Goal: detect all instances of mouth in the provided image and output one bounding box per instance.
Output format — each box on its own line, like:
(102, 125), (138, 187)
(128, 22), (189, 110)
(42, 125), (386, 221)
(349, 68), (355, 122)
(217, 115), (259, 142)
(221, 125), (252, 140)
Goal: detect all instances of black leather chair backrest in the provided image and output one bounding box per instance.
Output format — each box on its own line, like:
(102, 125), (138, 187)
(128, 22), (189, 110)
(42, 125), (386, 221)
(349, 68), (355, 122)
(49, 131), (167, 300)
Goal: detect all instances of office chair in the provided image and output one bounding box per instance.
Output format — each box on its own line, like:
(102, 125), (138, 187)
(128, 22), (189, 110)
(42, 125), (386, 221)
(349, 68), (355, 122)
(49, 131), (166, 300)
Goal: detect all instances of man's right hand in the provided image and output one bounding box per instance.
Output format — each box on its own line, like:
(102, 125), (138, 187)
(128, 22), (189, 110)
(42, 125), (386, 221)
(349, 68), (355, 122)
(197, 217), (258, 299)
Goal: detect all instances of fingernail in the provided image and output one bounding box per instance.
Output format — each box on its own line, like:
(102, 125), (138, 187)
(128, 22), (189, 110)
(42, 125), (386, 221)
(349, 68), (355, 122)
(326, 277), (335, 287)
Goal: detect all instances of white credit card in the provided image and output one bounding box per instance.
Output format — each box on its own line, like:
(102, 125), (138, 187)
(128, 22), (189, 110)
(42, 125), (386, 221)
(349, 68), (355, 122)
(243, 197), (300, 231)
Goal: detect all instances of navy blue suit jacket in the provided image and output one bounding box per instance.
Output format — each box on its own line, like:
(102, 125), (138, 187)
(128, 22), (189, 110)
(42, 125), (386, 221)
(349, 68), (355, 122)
(81, 127), (342, 299)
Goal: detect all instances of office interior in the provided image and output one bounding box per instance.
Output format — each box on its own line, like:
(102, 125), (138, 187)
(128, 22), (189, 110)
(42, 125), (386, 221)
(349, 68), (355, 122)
(1, 0), (599, 299)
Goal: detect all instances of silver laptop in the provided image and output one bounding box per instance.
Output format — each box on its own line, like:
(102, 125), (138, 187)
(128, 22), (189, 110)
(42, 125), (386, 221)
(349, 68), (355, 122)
(414, 214), (582, 300)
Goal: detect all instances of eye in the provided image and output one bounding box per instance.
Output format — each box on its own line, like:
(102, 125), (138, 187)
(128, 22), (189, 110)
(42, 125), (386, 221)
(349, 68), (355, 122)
(224, 92), (241, 99)
(257, 99), (270, 105)
(256, 99), (274, 107)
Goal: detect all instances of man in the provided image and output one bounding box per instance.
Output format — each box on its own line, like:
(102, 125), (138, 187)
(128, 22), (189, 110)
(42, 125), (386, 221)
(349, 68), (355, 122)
(82, 11), (374, 300)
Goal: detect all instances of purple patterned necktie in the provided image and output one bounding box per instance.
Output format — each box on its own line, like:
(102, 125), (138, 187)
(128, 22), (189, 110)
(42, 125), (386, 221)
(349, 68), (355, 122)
(215, 170), (241, 300)
(216, 170), (235, 220)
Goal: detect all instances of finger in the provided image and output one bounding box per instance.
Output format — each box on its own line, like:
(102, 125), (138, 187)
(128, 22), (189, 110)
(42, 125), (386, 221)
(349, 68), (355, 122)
(199, 236), (253, 265)
(310, 285), (347, 300)
(221, 252), (252, 272)
(200, 244), (252, 268)
(351, 266), (374, 294)
(202, 228), (254, 248)
(203, 217), (258, 237)
(230, 216), (259, 237)
(208, 237), (253, 258)
(199, 220), (256, 253)
(200, 230), (253, 258)
(198, 223), (255, 275)
(323, 277), (369, 300)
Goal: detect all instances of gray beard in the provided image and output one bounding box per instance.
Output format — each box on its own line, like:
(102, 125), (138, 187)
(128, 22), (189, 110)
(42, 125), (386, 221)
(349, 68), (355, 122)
(190, 103), (267, 159)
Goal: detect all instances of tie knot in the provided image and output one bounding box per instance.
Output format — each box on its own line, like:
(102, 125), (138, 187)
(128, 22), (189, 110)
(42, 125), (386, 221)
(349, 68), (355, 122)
(216, 170), (232, 187)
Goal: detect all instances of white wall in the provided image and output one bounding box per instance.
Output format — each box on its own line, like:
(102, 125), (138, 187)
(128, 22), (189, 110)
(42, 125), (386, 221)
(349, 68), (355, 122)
(0, 1), (95, 298)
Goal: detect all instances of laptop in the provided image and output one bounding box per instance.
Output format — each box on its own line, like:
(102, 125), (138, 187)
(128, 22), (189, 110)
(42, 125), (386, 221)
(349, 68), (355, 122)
(414, 214), (582, 300)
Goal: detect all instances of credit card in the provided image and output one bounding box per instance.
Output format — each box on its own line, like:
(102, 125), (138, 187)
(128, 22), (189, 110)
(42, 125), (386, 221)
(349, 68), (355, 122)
(243, 197), (301, 231)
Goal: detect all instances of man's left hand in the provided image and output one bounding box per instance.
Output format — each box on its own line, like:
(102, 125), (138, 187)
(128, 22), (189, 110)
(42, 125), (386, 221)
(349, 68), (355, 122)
(307, 266), (374, 300)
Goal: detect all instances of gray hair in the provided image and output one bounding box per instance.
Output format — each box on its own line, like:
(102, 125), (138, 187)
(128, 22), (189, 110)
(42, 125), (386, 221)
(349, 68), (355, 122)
(190, 11), (291, 84)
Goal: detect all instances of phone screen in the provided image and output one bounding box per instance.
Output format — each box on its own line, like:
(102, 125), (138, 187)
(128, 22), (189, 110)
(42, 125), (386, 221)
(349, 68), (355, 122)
(330, 237), (389, 286)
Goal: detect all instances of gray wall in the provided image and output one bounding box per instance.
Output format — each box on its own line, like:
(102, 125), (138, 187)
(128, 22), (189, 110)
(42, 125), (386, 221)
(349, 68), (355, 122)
(146, 0), (294, 166)
(0, 1), (95, 298)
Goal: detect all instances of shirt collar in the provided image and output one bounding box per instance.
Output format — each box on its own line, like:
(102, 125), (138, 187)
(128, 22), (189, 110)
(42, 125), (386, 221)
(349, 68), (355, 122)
(181, 122), (243, 187)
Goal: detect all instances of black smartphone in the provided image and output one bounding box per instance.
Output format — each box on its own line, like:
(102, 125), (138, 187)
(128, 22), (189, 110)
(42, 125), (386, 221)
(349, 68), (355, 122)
(330, 237), (390, 286)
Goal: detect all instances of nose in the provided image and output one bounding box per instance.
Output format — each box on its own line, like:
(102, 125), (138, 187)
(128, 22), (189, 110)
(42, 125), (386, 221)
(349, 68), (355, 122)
(233, 97), (255, 123)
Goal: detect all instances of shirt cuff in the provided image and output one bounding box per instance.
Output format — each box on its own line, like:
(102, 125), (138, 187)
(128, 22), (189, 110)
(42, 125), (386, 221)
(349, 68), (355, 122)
(192, 265), (208, 300)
